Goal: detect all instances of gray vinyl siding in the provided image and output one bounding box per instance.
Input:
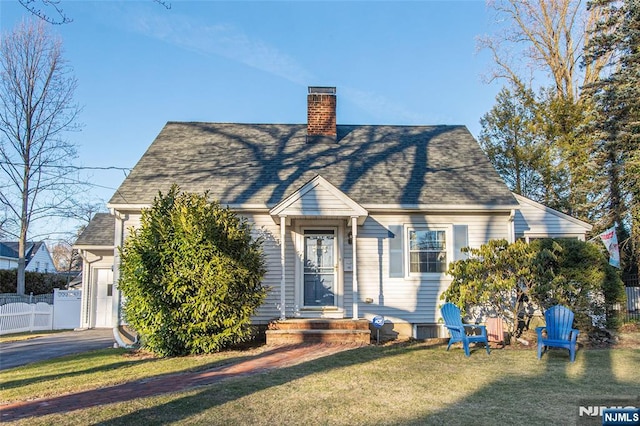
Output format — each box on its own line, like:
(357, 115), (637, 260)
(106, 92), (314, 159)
(113, 209), (513, 330)
(120, 214), (142, 242)
(245, 214), (295, 323)
(355, 212), (511, 325)
(514, 195), (591, 240)
(115, 212), (287, 324)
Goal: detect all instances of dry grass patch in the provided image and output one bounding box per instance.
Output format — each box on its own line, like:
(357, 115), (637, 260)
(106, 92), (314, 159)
(0, 345), (268, 404)
(3, 339), (639, 425)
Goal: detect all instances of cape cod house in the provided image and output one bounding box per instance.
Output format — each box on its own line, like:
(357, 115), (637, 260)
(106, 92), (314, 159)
(0, 241), (56, 273)
(75, 87), (591, 341)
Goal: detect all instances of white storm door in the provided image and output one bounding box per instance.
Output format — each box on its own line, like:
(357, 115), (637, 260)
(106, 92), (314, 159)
(303, 230), (337, 307)
(94, 268), (113, 328)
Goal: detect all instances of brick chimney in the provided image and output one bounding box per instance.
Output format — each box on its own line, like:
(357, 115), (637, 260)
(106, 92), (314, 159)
(307, 86), (336, 143)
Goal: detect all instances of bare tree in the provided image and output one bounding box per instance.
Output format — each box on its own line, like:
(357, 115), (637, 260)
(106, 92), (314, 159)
(18, 0), (172, 25)
(477, 0), (618, 221)
(0, 19), (81, 294)
(51, 239), (81, 271)
(480, 0), (612, 101)
(18, 0), (72, 25)
(49, 202), (106, 286)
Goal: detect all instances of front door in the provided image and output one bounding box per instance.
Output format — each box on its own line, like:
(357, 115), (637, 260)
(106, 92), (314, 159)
(303, 230), (337, 307)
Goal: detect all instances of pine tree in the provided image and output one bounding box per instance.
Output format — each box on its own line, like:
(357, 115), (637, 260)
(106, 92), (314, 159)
(584, 0), (640, 273)
(479, 82), (546, 201)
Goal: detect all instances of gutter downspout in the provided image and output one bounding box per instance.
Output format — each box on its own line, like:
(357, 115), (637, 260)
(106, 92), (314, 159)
(112, 210), (134, 348)
(508, 209), (516, 243)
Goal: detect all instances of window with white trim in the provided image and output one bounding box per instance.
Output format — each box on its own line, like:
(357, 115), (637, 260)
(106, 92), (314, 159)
(408, 228), (447, 273)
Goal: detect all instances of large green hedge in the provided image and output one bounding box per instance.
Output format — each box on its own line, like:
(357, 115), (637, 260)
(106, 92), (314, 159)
(531, 238), (626, 329)
(118, 185), (267, 357)
(443, 238), (625, 332)
(0, 269), (68, 294)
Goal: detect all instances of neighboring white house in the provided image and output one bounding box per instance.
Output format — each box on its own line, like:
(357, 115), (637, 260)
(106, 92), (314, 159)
(0, 241), (56, 273)
(75, 87), (593, 339)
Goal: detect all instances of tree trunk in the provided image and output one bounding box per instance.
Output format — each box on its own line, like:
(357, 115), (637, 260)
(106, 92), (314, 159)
(17, 237), (26, 295)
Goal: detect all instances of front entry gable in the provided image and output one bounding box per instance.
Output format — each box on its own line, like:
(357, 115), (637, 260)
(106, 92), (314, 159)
(270, 175), (368, 224)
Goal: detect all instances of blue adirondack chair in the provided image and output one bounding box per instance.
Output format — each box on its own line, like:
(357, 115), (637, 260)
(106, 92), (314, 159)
(536, 305), (579, 362)
(440, 302), (490, 357)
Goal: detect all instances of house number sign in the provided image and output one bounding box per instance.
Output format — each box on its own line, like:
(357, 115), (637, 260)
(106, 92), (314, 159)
(372, 315), (384, 345)
(372, 315), (384, 328)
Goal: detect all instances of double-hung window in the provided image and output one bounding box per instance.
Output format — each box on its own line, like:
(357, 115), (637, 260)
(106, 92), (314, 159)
(408, 228), (447, 273)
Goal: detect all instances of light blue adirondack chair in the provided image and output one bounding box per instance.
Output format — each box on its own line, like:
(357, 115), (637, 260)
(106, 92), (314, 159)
(440, 302), (490, 357)
(536, 305), (579, 362)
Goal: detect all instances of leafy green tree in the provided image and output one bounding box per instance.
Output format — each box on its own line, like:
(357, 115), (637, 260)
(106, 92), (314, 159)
(531, 238), (625, 329)
(443, 239), (552, 335)
(443, 238), (625, 334)
(479, 82), (598, 221)
(118, 185), (267, 356)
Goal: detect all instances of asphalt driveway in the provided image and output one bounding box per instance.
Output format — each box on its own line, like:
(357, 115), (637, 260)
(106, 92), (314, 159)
(0, 329), (115, 370)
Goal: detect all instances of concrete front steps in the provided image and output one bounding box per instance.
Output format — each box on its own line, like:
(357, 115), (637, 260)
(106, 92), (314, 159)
(265, 319), (372, 345)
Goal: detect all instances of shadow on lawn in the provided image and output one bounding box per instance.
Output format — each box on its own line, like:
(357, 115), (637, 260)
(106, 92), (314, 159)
(2, 342), (426, 422)
(0, 357), (155, 391)
(7, 340), (640, 424)
(101, 340), (640, 426)
(413, 343), (640, 426)
(0, 345), (254, 393)
(97, 342), (430, 425)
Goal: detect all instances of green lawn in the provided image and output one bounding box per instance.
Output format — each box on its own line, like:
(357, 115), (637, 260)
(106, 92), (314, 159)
(2, 338), (639, 425)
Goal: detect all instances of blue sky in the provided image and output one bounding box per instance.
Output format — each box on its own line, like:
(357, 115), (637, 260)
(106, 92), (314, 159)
(0, 0), (506, 240)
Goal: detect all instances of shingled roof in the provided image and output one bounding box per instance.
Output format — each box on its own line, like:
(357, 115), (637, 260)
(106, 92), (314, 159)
(0, 241), (45, 264)
(109, 122), (517, 209)
(75, 213), (115, 247)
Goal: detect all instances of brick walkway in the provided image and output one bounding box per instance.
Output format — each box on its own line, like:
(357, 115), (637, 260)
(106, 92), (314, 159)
(1, 343), (362, 422)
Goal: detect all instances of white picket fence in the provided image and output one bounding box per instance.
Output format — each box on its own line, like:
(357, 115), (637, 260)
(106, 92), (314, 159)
(0, 289), (81, 335)
(0, 302), (53, 335)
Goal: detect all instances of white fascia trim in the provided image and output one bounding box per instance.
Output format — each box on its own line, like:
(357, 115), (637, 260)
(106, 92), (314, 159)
(512, 193), (593, 230)
(226, 204), (271, 212)
(73, 245), (114, 251)
(107, 204), (150, 212)
(362, 204), (520, 213)
(108, 203), (271, 213)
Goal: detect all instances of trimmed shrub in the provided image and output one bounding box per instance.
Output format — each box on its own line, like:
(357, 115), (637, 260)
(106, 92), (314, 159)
(531, 238), (625, 329)
(118, 185), (267, 357)
(0, 269), (67, 294)
(443, 238), (625, 332)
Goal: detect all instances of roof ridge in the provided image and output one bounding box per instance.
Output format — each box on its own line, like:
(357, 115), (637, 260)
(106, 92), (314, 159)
(162, 121), (466, 128)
